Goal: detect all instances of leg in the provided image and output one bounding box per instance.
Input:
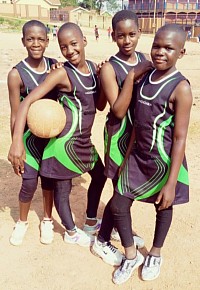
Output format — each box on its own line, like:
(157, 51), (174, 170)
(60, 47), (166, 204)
(150, 204), (173, 256)
(41, 176), (54, 220)
(54, 179), (75, 231)
(110, 192), (144, 285)
(85, 157), (106, 228)
(110, 192), (135, 258)
(10, 178), (38, 246)
(40, 176), (55, 244)
(54, 179), (95, 247)
(141, 204), (173, 281)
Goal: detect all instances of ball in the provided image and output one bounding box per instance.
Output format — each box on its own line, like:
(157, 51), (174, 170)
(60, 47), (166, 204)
(27, 99), (66, 138)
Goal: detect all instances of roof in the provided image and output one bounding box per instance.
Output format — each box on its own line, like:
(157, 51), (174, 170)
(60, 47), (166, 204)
(44, 0), (61, 5)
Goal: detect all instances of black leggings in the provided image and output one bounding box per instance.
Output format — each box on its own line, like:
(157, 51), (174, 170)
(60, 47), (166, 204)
(98, 191), (173, 248)
(19, 176), (54, 203)
(54, 157), (106, 231)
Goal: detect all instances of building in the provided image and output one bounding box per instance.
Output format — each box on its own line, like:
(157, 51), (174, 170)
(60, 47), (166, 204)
(128, 0), (200, 27)
(7, 0), (61, 10)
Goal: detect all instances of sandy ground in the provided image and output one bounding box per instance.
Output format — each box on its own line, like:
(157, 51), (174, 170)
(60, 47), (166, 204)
(0, 27), (200, 290)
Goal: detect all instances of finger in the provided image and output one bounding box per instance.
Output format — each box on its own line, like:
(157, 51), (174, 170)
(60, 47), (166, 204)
(12, 165), (21, 176)
(155, 193), (162, 205)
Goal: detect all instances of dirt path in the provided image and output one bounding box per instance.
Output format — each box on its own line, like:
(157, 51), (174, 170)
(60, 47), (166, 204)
(0, 28), (199, 290)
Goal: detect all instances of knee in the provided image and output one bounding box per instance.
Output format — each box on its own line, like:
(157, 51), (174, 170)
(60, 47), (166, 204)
(41, 176), (54, 191)
(19, 178), (38, 203)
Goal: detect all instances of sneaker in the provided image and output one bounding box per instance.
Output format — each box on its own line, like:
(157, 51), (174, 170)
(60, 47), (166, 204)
(141, 254), (163, 281)
(113, 250), (144, 285)
(40, 220), (54, 245)
(91, 236), (124, 266)
(111, 228), (145, 249)
(64, 228), (95, 247)
(9, 221), (29, 246)
(83, 218), (102, 235)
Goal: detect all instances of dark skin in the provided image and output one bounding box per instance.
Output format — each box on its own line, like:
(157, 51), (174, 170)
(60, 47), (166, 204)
(100, 19), (153, 119)
(116, 28), (192, 259)
(7, 25), (53, 221)
(8, 27), (106, 175)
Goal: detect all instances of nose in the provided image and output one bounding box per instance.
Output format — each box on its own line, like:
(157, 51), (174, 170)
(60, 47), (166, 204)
(156, 47), (165, 55)
(124, 35), (131, 44)
(32, 39), (40, 46)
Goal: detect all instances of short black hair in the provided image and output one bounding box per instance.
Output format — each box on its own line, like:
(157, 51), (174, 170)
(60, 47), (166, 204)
(157, 23), (186, 46)
(58, 22), (83, 38)
(22, 20), (47, 37)
(112, 10), (139, 31)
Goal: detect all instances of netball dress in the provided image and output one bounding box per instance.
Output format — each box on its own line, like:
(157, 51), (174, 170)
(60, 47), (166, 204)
(117, 69), (189, 205)
(104, 52), (146, 181)
(40, 60), (99, 179)
(15, 57), (57, 178)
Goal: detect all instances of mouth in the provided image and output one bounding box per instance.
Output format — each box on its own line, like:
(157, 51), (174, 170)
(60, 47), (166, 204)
(154, 58), (166, 64)
(67, 53), (79, 62)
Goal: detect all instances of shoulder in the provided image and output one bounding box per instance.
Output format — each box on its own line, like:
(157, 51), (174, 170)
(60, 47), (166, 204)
(8, 67), (21, 81)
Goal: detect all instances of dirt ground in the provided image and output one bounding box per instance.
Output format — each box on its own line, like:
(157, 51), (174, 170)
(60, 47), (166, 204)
(0, 27), (200, 290)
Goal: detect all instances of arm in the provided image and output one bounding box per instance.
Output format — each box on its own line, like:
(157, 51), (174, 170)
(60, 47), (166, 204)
(8, 68), (69, 174)
(7, 68), (22, 137)
(156, 80), (193, 210)
(100, 60), (153, 119)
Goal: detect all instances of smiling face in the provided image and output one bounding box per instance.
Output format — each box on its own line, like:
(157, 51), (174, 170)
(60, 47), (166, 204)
(151, 29), (185, 74)
(112, 19), (141, 60)
(22, 25), (49, 60)
(58, 28), (87, 68)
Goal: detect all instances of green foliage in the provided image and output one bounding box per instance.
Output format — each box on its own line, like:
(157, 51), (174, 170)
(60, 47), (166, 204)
(60, 0), (78, 7)
(0, 17), (4, 24)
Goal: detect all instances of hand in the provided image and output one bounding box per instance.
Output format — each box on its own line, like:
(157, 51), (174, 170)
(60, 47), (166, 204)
(8, 140), (26, 176)
(47, 62), (64, 73)
(155, 183), (176, 210)
(133, 60), (154, 81)
(97, 59), (109, 76)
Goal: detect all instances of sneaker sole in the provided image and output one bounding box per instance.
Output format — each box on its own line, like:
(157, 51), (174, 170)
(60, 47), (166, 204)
(40, 238), (53, 245)
(90, 246), (122, 266)
(9, 238), (23, 246)
(113, 253), (145, 285)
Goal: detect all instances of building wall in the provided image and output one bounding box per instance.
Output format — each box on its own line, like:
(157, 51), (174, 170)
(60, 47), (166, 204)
(0, 3), (49, 20)
(14, 0), (59, 9)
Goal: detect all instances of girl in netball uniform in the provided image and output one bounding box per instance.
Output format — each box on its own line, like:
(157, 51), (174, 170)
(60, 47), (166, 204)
(94, 24), (192, 284)
(8, 22), (106, 247)
(91, 10), (152, 258)
(8, 20), (58, 246)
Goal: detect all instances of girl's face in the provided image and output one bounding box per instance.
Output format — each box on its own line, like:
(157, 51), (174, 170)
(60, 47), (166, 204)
(22, 26), (49, 60)
(112, 19), (141, 59)
(151, 30), (185, 74)
(58, 29), (87, 68)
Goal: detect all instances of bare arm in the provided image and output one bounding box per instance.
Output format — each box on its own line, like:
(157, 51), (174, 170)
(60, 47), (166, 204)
(156, 80), (193, 210)
(8, 68), (69, 174)
(7, 68), (22, 137)
(100, 60), (153, 119)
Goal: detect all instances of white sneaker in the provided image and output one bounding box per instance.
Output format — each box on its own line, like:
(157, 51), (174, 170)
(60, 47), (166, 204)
(83, 218), (102, 235)
(9, 221), (29, 246)
(91, 236), (124, 266)
(64, 228), (95, 247)
(111, 228), (145, 249)
(40, 220), (54, 245)
(141, 254), (163, 281)
(113, 251), (144, 285)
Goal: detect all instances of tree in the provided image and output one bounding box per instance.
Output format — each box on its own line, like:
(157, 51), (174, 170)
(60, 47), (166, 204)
(60, 0), (78, 7)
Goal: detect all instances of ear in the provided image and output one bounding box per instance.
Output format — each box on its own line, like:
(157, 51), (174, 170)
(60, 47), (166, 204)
(21, 37), (25, 47)
(179, 48), (186, 59)
(83, 36), (87, 47)
(111, 31), (116, 42)
(137, 28), (141, 39)
(46, 37), (49, 47)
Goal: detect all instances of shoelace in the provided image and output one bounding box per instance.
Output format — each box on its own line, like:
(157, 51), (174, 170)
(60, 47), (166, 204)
(106, 242), (118, 253)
